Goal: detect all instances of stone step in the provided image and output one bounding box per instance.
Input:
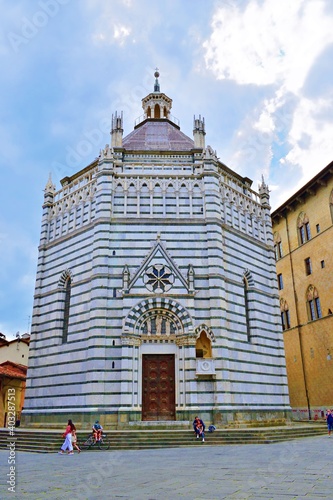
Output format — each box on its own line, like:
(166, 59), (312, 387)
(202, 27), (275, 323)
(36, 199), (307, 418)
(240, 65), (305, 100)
(0, 425), (327, 453)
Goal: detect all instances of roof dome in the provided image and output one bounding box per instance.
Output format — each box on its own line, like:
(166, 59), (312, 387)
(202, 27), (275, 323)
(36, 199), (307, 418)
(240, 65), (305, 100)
(122, 120), (194, 151)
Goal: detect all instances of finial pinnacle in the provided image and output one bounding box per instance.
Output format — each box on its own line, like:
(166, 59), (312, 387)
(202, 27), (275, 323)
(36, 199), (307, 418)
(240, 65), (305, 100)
(45, 172), (56, 194)
(154, 67), (160, 92)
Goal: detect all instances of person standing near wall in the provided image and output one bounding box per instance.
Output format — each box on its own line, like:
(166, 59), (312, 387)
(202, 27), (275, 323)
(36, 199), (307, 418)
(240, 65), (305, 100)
(326, 409), (333, 437)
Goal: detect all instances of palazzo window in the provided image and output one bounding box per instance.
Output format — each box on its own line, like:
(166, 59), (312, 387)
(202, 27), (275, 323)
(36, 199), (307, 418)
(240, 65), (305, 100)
(297, 212), (311, 245)
(304, 257), (312, 276)
(306, 285), (322, 321)
(275, 241), (283, 260)
(330, 189), (333, 223)
(280, 298), (290, 331)
(277, 273), (284, 290)
(273, 232), (283, 260)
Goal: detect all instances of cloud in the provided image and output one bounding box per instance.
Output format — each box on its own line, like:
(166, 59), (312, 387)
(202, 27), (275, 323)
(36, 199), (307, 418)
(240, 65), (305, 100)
(203, 0), (333, 208)
(93, 23), (132, 46)
(203, 0), (333, 91)
(86, 0), (151, 47)
(281, 95), (333, 176)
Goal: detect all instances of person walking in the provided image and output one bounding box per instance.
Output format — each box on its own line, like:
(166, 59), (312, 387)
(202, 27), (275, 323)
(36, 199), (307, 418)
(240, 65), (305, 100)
(326, 409), (333, 437)
(71, 425), (81, 453)
(58, 419), (75, 455)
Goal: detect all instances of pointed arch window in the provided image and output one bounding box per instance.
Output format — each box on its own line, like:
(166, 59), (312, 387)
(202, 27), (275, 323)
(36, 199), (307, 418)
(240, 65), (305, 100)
(297, 212), (311, 245)
(306, 285), (322, 321)
(280, 298), (291, 331)
(243, 277), (251, 341)
(330, 189), (333, 223)
(273, 232), (283, 260)
(62, 277), (71, 343)
(154, 103), (160, 118)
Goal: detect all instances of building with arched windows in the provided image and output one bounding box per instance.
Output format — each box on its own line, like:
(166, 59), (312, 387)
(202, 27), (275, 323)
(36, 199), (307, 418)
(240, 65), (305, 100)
(22, 73), (290, 428)
(272, 160), (333, 419)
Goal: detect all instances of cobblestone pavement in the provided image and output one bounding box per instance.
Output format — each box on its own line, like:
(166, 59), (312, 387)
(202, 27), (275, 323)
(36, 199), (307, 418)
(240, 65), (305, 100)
(0, 435), (331, 499)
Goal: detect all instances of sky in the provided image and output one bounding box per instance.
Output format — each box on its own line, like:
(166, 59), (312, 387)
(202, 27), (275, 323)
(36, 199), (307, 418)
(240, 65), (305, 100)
(1, 0), (333, 340)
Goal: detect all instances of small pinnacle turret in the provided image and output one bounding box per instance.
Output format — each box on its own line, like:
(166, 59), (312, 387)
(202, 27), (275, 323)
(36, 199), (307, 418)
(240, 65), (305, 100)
(43, 173), (56, 208)
(44, 173), (56, 194)
(193, 115), (206, 149)
(259, 175), (271, 209)
(111, 111), (123, 148)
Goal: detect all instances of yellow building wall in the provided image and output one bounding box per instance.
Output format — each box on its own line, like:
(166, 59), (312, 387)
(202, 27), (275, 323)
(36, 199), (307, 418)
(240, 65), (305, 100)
(273, 176), (333, 418)
(0, 378), (26, 427)
(282, 329), (307, 408)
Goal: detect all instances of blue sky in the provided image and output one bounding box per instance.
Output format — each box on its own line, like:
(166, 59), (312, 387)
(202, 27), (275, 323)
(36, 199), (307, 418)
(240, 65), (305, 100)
(1, 0), (333, 339)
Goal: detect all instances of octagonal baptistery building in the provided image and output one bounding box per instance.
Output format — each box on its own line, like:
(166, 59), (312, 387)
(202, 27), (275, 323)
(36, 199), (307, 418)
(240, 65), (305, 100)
(23, 73), (290, 428)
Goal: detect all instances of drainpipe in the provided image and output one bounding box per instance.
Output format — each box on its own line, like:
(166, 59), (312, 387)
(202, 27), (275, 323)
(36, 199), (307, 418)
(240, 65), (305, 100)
(285, 212), (311, 420)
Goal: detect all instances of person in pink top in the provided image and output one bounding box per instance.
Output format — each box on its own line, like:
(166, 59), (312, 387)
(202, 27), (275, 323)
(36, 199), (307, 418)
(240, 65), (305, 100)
(58, 419), (75, 455)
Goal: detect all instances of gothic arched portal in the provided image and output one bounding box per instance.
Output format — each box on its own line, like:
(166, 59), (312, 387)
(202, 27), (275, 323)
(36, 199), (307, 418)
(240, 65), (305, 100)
(123, 298), (194, 422)
(124, 297), (193, 336)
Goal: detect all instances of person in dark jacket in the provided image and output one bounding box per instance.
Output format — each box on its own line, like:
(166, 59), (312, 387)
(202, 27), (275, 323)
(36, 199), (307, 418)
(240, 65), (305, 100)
(193, 416), (205, 442)
(326, 409), (333, 437)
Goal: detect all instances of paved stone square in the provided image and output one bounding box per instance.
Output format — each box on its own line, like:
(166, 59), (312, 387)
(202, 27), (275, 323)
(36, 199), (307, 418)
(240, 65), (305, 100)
(0, 435), (331, 499)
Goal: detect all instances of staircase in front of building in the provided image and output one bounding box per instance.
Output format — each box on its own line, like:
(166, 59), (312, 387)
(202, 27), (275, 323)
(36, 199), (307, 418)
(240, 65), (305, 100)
(0, 423), (328, 453)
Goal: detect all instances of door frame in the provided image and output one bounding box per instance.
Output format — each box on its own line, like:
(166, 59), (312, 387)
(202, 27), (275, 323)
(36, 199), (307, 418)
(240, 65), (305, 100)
(139, 343), (178, 420)
(142, 353), (175, 421)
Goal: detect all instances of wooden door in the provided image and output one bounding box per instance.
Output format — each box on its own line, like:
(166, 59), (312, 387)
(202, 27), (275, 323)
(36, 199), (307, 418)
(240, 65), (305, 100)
(142, 354), (175, 421)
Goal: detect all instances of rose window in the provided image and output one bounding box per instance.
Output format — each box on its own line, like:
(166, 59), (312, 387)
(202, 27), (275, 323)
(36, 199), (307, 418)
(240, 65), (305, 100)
(143, 264), (174, 293)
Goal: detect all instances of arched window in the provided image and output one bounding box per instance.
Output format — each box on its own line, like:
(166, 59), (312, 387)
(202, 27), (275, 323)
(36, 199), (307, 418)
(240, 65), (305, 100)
(62, 277), (71, 343)
(140, 183), (150, 215)
(154, 103), (160, 118)
(329, 189), (333, 223)
(243, 277), (251, 341)
(297, 212), (311, 245)
(280, 298), (290, 331)
(274, 232), (283, 260)
(243, 270), (255, 342)
(306, 285), (322, 321)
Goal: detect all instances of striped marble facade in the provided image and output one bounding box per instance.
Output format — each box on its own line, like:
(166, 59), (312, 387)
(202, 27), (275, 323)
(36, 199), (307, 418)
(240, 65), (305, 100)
(23, 85), (290, 428)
